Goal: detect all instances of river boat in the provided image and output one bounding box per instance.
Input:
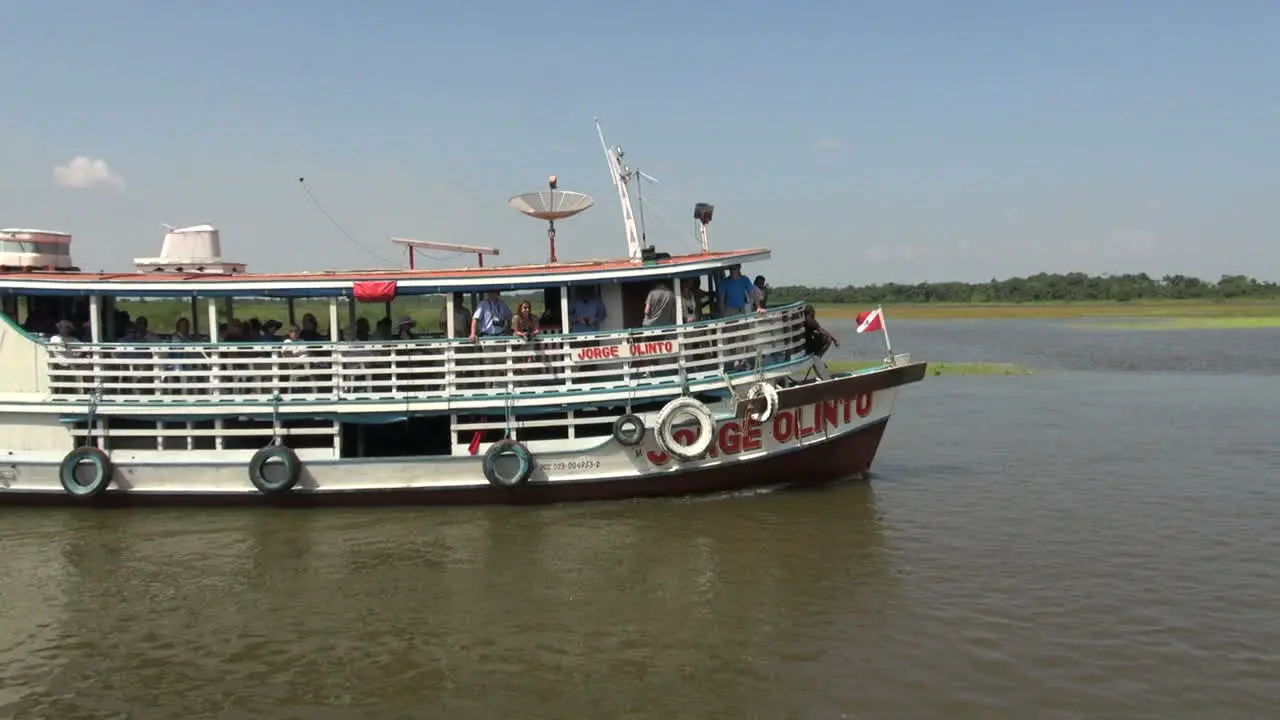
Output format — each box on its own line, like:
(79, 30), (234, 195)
(0, 122), (926, 506)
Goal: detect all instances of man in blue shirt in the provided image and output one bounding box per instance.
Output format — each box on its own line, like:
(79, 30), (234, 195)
(468, 291), (512, 341)
(718, 265), (758, 315)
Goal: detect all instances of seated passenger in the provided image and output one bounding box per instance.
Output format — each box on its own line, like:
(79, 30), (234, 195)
(130, 316), (161, 342)
(260, 319), (284, 341)
(299, 313), (325, 341)
(801, 305), (839, 357)
(395, 317), (415, 339)
(50, 320), (80, 347)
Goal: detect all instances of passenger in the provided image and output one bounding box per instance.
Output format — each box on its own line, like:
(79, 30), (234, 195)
(282, 324), (305, 351)
(354, 317), (371, 341)
(49, 320), (80, 347)
(569, 287), (606, 333)
(512, 301), (539, 340)
(170, 317), (195, 343)
(637, 281), (677, 374)
(223, 318), (248, 341)
(260, 319), (283, 341)
(166, 318), (197, 393)
(680, 278), (701, 323)
(718, 264), (758, 315)
(299, 313), (324, 341)
(131, 316), (161, 342)
(751, 275), (770, 309)
(441, 293), (471, 338)
(395, 317), (415, 339)
(511, 300), (541, 377)
(469, 291), (511, 342)
(641, 281), (676, 327)
(373, 317), (393, 340)
(802, 304), (839, 357)
(280, 324), (311, 394)
(246, 318), (263, 340)
(468, 291), (512, 389)
(48, 320), (80, 394)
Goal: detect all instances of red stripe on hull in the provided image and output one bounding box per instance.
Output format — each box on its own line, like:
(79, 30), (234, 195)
(0, 419), (892, 508)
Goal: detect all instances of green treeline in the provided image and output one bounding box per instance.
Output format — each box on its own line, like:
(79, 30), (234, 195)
(769, 273), (1280, 305)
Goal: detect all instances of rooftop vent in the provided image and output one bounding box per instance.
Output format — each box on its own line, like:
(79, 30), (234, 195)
(133, 224), (246, 274)
(0, 228), (75, 270)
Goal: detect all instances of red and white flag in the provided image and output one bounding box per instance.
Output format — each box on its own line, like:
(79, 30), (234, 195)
(855, 308), (884, 334)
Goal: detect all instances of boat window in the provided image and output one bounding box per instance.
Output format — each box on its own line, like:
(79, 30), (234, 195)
(1, 293), (85, 338)
(567, 285), (609, 332)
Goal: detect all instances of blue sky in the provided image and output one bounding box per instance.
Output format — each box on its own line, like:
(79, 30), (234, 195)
(1, 0), (1276, 285)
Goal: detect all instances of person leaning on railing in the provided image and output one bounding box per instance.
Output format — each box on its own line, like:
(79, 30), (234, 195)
(802, 304), (839, 357)
(512, 301), (542, 377)
(468, 291), (513, 388)
(48, 320), (80, 395)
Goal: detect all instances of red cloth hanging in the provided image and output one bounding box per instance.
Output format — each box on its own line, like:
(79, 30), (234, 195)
(353, 280), (397, 303)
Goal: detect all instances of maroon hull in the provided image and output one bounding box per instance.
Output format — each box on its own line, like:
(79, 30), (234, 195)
(1, 418), (892, 508)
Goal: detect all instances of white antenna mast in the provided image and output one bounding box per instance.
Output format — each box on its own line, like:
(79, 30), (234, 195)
(693, 203), (714, 254)
(595, 118), (643, 262)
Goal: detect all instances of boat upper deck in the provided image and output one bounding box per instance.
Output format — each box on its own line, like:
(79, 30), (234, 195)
(0, 248), (771, 297)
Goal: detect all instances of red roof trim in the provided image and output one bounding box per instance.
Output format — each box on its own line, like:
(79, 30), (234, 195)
(0, 249), (767, 284)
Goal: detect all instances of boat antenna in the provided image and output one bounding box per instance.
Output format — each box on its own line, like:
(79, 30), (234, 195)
(693, 202), (714, 254)
(628, 164), (659, 248)
(297, 177), (396, 265)
(594, 118), (643, 262)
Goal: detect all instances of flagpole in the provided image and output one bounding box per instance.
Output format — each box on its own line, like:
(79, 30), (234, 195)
(878, 304), (894, 361)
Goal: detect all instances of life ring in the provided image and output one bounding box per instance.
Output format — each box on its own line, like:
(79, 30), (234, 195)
(248, 445), (302, 494)
(654, 397), (715, 461)
(746, 382), (779, 424)
(612, 414), (646, 447)
(483, 439), (534, 487)
(58, 446), (113, 498)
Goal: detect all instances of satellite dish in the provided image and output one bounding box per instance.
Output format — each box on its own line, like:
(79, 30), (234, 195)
(508, 181), (594, 264)
(507, 190), (595, 221)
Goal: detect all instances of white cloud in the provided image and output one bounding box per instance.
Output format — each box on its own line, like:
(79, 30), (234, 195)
(53, 156), (125, 190)
(814, 138), (844, 152)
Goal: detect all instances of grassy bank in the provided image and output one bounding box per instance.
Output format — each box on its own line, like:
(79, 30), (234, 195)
(828, 360), (1032, 376)
(810, 299), (1280, 321)
(1085, 316), (1280, 330)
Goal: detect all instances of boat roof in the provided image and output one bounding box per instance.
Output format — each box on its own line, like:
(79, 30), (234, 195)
(0, 248), (770, 298)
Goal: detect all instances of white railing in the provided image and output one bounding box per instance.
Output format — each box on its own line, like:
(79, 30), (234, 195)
(43, 303), (808, 403)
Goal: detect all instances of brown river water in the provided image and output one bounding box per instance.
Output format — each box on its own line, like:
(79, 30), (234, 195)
(2, 319), (1278, 719)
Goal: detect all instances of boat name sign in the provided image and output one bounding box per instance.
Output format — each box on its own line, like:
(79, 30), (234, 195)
(644, 393), (875, 466)
(573, 339), (678, 363)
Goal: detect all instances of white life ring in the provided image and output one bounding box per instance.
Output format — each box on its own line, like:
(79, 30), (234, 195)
(745, 382), (779, 424)
(654, 397), (715, 461)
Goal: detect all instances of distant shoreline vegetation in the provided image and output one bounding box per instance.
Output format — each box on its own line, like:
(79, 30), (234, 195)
(770, 272), (1279, 305)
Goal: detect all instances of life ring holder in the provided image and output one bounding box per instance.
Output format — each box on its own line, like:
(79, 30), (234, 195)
(58, 446), (114, 498)
(483, 439), (535, 487)
(612, 414), (646, 447)
(654, 397), (715, 461)
(248, 444), (302, 494)
(746, 382), (779, 424)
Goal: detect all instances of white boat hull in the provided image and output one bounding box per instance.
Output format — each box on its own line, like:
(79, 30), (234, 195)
(0, 365), (927, 506)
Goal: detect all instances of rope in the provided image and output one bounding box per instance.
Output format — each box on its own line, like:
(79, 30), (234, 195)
(84, 387), (102, 445)
(270, 392), (282, 445)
